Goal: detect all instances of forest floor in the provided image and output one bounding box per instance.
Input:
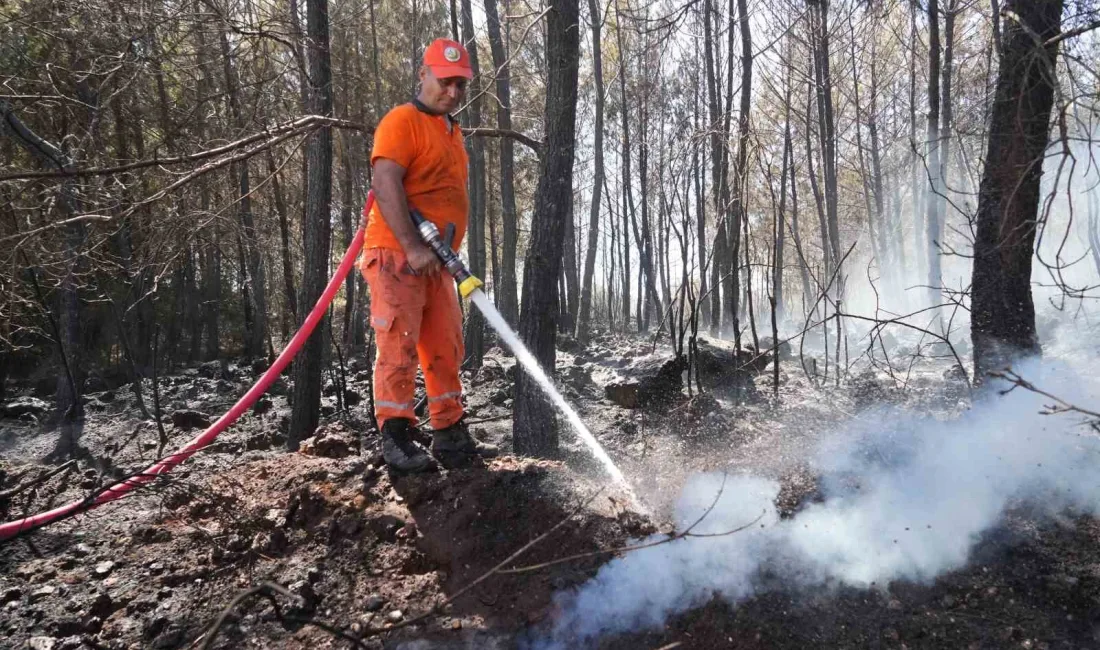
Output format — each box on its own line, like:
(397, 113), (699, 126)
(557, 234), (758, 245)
(1, 331), (1099, 650)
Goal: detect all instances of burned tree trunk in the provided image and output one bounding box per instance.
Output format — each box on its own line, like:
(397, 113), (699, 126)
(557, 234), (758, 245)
(218, 23), (267, 360)
(289, 0), (334, 449)
(267, 151), (298, 335)
(971, 0), (1063, 379)
(576, 0), (605, 342)
(460, 0), (486, 369)
(485, 0), (519, 324)
(926, 0), (945, 314)
(513, 0), (580, 458)
(562, 199), (580, 334)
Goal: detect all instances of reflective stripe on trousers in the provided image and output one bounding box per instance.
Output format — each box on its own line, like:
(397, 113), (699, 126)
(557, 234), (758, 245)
(360, 247), (465, 430)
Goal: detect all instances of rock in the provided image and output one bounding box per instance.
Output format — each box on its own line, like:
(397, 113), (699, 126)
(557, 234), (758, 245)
(197, 361), (228, 380)
(24, 637), (56, 650)
(3, 587), (23, 603)
(94, 561), (115, 577)
(71, 543), (94, 557)
(560, 364), (592, 393)
(604, 356), (688, 409)
(2, 396), (50, 418)
(694, 341), (771, 383)
(298, 423), (358, 458)
(685, 393), (719, 419)
(489, 387), (512, 405)
(367, 514), (406, 542)
(81, 616), (103, 633)
(48, 616), (84, 637)
(364, 594), (386, 611)
(170, 410), (211, 430)
(29, 586), (56, 602)
(758, 336), (793, 360)
(289, 580), (319, 610)
(87, 591), (113, 618)
(253, 397), (274, 415)
(557, 335), (583, 354)
(249, 358), (269, 376)
(387, 610), (404, 623)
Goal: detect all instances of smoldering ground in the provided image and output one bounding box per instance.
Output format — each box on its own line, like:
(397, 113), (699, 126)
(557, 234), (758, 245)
(531, 354), (1100, 648)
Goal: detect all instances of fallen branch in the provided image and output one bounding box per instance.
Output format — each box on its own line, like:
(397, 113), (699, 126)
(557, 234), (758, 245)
(0, 460), (76, 503)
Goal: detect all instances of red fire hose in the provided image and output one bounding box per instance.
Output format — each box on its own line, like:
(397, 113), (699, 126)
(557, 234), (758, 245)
(0, 193), (375, 542)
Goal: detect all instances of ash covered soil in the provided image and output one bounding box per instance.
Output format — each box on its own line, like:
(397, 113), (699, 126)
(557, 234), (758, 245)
(1, 332), (1098, 649)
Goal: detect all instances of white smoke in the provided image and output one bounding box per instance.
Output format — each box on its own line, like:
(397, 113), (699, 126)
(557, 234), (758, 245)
(535, 355), (1100, 648)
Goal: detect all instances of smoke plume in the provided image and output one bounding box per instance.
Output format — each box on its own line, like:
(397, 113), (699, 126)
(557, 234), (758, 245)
(536, 355), (1100, 648)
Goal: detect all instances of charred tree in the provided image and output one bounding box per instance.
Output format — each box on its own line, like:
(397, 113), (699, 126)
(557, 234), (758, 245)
(217, 19), (267, 360)
(460, 0), (486, 369)
(926, 0), (945, 315)
(485, 0), (520, 324)
(289, 0), (334, 449)
(576, 0), (605, 342)
(970, 0), (1063, 379)
(513, 0), (580, 458)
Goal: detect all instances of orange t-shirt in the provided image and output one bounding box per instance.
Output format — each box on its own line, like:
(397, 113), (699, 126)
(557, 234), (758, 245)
(365, 103), (469, 251)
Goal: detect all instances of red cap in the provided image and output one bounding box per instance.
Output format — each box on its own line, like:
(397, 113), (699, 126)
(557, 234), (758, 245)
(423, 38), (473, 79)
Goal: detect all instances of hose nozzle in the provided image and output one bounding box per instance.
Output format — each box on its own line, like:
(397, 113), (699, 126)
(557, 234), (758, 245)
(410, 209), (483, 298)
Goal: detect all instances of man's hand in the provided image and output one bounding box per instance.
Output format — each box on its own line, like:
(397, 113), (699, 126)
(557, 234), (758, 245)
(405, 242), (442, 275)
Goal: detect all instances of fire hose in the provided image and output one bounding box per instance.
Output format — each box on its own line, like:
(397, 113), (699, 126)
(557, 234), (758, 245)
(0, 192), (379, 542)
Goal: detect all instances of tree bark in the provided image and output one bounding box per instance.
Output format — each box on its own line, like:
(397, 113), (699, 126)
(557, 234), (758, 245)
(513, 0), (580, 458)
(218, 24), (267, 359)
(926, 0), (945, 315)
(562, 199), (580, 334)
(485, 0), (520, 324)
(576, 0), (605, 342)
(809, 0), (841, 297)
(971, 0), (1063, 379)
(267, 151), (298, 334)
(289, 0), (334, 448)
(703, 0), (725, 333)
(730, 0), (753, 349)
(459, 0), (486, 369)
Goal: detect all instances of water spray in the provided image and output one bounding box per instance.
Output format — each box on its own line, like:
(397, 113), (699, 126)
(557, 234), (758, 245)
(411, 209), (630, 487)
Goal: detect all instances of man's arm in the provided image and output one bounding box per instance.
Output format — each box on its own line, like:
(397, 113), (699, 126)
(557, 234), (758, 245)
(371, 158), (441, 274)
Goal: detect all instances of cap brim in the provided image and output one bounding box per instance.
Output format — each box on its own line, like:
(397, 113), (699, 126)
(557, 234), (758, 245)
(428, 64), (473, 80)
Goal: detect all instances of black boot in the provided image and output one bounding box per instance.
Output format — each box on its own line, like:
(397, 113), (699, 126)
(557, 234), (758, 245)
(431, 419), (499, 469)
(381, 418), (436, 473)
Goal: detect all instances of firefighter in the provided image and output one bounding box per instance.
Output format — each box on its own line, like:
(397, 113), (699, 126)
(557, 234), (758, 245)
(360, 38), (499, 472)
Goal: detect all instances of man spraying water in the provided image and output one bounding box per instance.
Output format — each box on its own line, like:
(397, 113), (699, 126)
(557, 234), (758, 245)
(364, 37), (628, 488)
(360, 38), (498, 472)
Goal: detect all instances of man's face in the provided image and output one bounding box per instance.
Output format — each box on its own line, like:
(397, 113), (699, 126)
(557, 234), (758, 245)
(418, 66), (467, 114)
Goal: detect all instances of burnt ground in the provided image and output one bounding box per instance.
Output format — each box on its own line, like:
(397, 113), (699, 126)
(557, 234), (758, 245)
(1, 331), (1099, 649)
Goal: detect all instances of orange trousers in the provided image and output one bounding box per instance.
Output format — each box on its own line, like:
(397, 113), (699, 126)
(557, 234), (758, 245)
(360, 247), (465, 430)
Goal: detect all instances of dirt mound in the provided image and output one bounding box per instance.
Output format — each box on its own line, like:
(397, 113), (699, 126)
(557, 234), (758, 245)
(0, 448), (649, 649)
